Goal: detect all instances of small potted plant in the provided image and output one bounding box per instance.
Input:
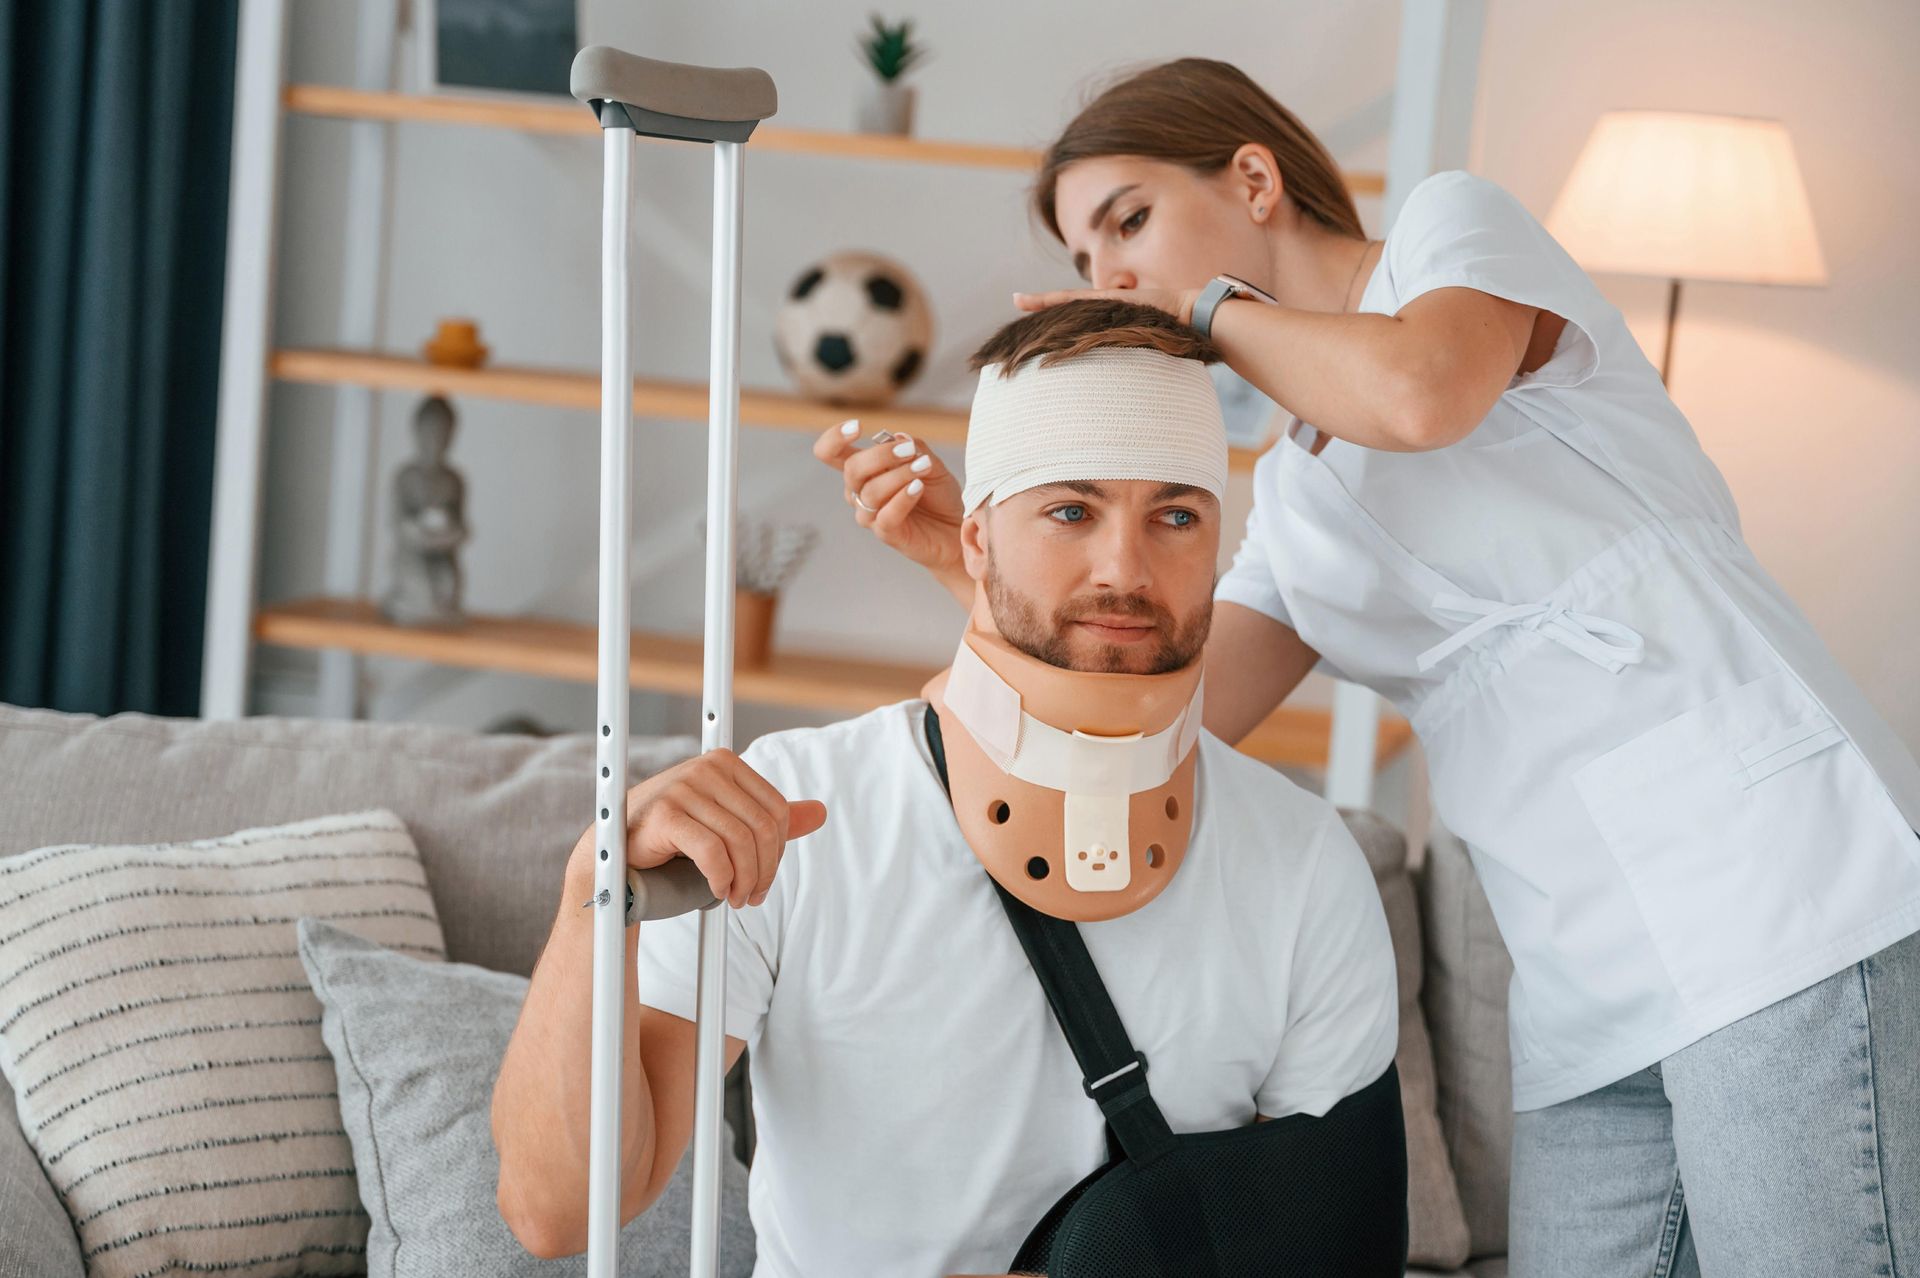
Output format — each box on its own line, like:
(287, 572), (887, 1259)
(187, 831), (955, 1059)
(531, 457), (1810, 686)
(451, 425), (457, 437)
(854, 15), (925, 137)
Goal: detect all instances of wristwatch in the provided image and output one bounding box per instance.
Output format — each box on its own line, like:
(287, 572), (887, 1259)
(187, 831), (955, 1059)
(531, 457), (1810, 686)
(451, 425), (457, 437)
(1189, 272), (1278, 339)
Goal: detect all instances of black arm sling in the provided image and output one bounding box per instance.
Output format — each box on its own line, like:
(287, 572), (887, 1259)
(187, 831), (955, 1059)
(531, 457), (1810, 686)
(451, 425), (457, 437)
(924, 704), (1409, 1277)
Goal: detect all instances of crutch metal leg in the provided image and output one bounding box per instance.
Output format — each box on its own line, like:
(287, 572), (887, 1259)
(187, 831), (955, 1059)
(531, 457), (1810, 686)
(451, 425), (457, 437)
(691, 134), (745, 1278)
(570, 45), (777, 1278)
(585, 118), (635, 1278)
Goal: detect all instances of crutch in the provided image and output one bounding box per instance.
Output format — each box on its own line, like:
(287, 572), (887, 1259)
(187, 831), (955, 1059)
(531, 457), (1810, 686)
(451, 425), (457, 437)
(569, 46), (777, 1278)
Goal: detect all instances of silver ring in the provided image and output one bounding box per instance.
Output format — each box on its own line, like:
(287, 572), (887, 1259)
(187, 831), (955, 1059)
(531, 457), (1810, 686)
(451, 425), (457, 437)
(852, 491), (878, 514)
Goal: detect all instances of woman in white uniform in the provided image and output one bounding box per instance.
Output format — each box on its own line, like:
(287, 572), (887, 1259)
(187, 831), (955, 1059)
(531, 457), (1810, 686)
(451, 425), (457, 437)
(815, 58), (1920, 1277)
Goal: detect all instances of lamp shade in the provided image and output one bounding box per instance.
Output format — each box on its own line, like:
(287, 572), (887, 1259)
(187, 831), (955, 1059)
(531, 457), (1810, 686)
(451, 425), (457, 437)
(1546, 111), (1828, 286)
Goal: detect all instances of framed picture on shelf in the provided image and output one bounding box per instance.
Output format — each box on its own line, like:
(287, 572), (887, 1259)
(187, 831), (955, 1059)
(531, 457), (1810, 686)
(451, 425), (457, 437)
(413, 0), (578, 98)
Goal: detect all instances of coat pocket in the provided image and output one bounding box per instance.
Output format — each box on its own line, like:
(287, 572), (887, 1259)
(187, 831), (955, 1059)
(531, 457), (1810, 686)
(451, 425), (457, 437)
(1570, 669), (1912, 1012)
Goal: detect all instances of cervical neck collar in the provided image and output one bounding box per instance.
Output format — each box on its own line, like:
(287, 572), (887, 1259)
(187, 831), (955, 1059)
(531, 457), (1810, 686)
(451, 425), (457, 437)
(925, 601), (1204, 922)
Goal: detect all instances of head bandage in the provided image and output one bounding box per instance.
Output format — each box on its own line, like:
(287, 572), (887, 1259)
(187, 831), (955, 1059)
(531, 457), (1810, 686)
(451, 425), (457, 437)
(962, 347), (1228, 516)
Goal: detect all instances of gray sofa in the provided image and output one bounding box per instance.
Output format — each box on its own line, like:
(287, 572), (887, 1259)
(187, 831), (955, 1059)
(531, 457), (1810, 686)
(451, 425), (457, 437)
(0, 702), (1515, 1277)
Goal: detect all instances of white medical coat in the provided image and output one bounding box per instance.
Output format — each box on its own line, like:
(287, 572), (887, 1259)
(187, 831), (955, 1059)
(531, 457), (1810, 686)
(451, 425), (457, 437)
(1217, 169), (1920, 1110)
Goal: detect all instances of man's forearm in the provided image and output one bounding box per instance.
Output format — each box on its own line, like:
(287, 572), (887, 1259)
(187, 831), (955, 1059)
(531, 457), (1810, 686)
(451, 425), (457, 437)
(493, 748), (798, 1256)
(492, 853), (655, 1255)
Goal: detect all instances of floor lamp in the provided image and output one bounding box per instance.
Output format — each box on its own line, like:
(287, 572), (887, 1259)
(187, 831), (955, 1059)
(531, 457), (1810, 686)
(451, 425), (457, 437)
(1546, 111), (1828, 386)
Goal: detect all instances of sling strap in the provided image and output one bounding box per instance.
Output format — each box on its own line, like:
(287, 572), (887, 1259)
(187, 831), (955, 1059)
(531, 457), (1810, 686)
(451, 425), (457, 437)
(926, 704), (1177, 1166)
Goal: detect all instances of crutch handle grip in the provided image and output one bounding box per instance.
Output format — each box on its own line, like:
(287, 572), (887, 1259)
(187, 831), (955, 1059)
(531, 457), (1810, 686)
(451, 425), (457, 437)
(625, 859), (722, 924)
(571, 46), (777, 142)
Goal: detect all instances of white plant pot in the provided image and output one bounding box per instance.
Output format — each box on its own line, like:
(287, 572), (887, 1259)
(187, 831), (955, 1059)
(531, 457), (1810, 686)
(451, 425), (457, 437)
(856, 80), (916, 136)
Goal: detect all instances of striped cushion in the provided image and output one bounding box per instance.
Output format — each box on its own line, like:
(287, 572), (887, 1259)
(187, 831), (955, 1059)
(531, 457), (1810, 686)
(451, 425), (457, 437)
(0, 809), (446, 1278)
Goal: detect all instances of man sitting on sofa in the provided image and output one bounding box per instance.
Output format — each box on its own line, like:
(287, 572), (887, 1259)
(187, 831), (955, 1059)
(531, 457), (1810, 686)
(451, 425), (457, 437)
(491, 300), (1400, 1277)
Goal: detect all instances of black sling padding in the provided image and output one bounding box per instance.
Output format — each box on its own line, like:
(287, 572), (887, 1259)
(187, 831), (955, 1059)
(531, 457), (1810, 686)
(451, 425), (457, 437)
(924, 703), (1409, 1277)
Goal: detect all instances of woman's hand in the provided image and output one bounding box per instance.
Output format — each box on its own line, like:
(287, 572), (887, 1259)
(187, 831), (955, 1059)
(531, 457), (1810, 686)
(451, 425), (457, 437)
(1012, 286), (1201, 327)
(812, 419), (970, 601)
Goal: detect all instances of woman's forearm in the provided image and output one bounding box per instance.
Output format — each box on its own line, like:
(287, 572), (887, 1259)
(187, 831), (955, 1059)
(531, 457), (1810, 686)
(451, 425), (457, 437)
(1207, 300), (1435, 451)
(1203, 602), (1321, 746)
(1207, 285), (1536, 453)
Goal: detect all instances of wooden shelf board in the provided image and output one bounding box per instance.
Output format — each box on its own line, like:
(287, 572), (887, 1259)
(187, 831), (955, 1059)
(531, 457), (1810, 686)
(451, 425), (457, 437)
(255, 598), (929, 714)
(271, 348), (971, 446)
(282, 84), (1387, 195)
(270, 348), (1265, 469)
(284, 84), (1039, 171)
(255, 598), (1410, 768)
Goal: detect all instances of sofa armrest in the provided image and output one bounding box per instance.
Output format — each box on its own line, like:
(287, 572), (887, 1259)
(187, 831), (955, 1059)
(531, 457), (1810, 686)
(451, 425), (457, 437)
(0, 1073), (83, 1278)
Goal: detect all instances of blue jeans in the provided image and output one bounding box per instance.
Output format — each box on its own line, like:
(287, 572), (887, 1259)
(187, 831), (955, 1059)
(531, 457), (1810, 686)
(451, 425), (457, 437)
(1510, 927), (1920, 1277)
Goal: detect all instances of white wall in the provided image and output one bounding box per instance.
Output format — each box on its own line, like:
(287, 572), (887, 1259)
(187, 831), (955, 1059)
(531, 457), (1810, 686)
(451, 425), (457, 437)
(1470, 0), (1920, 747)
(258, 0), (1918, 771)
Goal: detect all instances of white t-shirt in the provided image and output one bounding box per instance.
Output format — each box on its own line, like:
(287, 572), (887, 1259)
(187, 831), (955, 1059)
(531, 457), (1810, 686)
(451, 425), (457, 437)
(1215, 169), (1920, 1111)
(638, 699), (1398, 1278)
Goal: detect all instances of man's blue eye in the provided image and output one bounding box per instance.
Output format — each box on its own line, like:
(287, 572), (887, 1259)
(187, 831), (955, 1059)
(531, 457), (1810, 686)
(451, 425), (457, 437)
(1165, 509), (1196, 527)
(1051, 505), (1087, 523)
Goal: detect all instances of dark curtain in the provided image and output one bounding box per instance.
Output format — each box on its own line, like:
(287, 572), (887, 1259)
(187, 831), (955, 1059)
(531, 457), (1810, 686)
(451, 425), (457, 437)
(0, 0), (239, 715)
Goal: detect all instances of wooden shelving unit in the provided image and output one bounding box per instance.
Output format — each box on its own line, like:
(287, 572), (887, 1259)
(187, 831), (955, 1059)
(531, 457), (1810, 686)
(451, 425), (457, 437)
(212, 29), (1435, 798)
(254, 597), (1412, 769)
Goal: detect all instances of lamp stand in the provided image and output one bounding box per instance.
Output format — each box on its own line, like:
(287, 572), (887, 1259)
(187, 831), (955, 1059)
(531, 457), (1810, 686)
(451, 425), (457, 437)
(1660, 276), (1684, 387)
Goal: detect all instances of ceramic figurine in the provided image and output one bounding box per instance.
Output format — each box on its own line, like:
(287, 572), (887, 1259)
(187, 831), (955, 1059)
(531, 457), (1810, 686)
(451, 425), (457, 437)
(380, 395), (469, 626)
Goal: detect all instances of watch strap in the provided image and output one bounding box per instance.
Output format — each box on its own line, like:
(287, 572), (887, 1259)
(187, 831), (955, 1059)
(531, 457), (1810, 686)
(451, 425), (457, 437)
(1189, 275), (1237, 339)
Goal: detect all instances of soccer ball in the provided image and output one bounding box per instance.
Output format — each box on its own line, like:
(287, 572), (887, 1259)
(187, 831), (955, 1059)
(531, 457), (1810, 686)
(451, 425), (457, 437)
(773, 251), (933, 407)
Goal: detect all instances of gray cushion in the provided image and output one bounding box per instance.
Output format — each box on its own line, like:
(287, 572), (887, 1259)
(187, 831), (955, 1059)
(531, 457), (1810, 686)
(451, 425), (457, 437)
(0, 704), (697, 977)
(0, 1067), (84, 1278)
(296, 917), (753, 1276)
(1339, 811), (1472, 1271)
(1417, 827), (1514, 1259)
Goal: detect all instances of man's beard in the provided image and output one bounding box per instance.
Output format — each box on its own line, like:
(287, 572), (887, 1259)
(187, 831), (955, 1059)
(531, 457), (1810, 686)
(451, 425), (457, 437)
(985, 553), (1211, 675)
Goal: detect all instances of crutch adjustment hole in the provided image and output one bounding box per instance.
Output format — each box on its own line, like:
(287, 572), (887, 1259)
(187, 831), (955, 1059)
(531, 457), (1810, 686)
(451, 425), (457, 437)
(988, 800), (1011, 825)
(1026, 856), (1049, 880)
(706, 711), (716, 722)
(602, 725), (610, 737)
(1147, 843), (1165, 869)
(601, 807), (610, 820)
(599, 848), (608, 861)
(1165, 796), (1179, 820)
(601, 766), (610, 778)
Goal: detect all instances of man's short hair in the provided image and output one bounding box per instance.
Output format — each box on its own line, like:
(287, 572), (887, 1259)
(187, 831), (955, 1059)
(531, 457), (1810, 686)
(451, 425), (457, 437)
(968, 298), (1222, 378)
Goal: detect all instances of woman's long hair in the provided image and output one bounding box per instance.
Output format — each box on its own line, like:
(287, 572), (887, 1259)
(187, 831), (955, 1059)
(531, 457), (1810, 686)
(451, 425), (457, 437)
(1032, 58), (1364, 244)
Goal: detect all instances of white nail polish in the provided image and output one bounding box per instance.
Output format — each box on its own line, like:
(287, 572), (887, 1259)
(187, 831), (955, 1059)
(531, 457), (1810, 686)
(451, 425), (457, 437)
(891, 439), (915, 458)
(910, 454), (932, 474)
(839, 420), (859, 437)
(907, 478), (924, 495)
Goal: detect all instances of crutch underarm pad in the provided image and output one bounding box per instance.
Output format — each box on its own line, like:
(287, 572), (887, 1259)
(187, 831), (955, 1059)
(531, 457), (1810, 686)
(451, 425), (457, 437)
(570, 45), (776, 142)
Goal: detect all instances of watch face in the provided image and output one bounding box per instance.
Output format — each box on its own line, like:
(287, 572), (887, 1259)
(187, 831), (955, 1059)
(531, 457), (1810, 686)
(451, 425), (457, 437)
(1218, 273), (1278, 305)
